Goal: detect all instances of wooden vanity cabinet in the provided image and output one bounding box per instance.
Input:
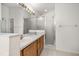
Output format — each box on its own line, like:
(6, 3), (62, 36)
(37, 35), (44, 56)
(21, 41), (38, 56)
(20, 35), (44, 56)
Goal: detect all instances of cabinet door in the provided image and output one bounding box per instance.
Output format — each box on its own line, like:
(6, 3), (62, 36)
(20, 50), (22, 56)
(22, 41), (37, 56)
(37, 35), (44, 56)
(41, 36), (44, 51)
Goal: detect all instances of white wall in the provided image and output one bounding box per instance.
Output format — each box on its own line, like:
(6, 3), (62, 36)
(0, 3), (1, 32)
(0, 3), (1, 20)
(55, 3), (79, 52)
(1, 5), (10, 33)
(0, 4), (30, 34)
(9, 7), (30, 34)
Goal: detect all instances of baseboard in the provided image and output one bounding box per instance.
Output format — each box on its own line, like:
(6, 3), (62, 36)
(56, 48), (79, 55)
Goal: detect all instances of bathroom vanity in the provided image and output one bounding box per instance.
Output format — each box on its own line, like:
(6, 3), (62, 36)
(0, 33), (20, 56)
(20, 30), (45, 56)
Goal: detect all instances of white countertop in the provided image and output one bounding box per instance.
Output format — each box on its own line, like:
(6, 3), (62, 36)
(20, 32), (45, 50)
(0, 33), (20, 37)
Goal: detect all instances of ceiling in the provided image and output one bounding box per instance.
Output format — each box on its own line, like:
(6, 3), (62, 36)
(2, 3), (55, 16)
(2, 3), (19, 7)
(30, 3), (55, 16)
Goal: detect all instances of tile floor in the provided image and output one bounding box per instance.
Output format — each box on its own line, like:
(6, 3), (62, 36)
(41, 44), (56, 56)
(41, 45), (79, 56)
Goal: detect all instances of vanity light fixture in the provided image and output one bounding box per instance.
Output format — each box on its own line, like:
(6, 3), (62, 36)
(18, 3), (35, 15)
